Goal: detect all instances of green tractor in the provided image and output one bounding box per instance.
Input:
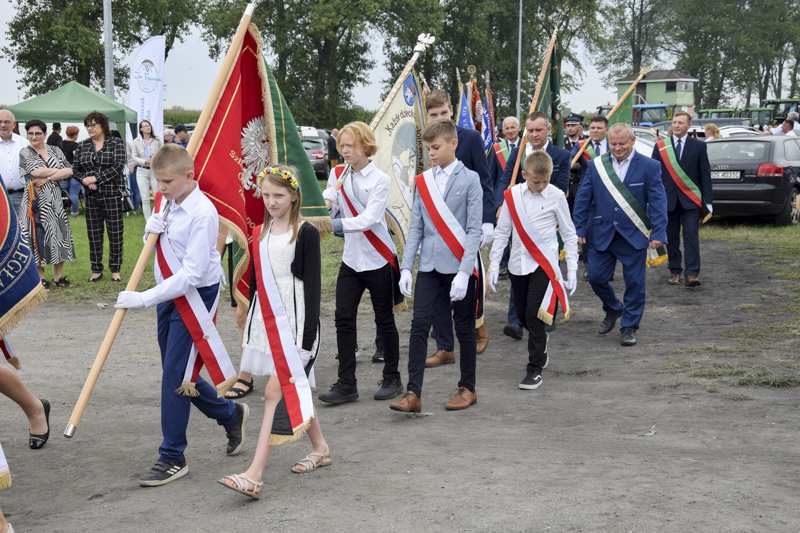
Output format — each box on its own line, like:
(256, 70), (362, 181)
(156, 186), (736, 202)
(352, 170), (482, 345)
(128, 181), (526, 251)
(762, 97), (799, 124)
(739, 108), (773, 130)
(696, 109), (737, 119)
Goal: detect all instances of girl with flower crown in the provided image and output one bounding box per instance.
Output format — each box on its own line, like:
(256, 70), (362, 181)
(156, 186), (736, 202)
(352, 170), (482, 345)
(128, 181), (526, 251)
(218, 164), (330, 500)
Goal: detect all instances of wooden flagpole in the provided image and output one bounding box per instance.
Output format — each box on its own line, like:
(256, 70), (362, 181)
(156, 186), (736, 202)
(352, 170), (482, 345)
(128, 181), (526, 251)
(569, 65), (654, 168)
(63, 4), (258, 439)
(507, 29), (558, 189)
(325, 33), (434, 205)
(64, 203), (170, 438)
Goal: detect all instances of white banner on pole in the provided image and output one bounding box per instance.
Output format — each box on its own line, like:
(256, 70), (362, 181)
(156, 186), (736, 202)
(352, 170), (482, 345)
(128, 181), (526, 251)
(128, 36), (166, 141)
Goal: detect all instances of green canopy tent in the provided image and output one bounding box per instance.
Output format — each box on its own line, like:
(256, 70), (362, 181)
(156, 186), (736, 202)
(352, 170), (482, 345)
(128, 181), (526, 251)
(6, 81), (137, 141)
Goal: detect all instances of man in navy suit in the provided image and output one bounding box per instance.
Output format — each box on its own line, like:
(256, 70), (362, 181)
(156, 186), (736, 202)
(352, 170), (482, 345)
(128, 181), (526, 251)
(497, 111), (571, 337)
(497, 111), (570, 196)
(651, 111), (712, 287)
(573, 123), (668, 346)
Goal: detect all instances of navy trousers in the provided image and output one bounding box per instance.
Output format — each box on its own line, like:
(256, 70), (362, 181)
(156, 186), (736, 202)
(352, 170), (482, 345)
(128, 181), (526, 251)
(586, 232), (647, 331)
(156, 284), (237, 463)
(667, 204), (701, 277)
(408, 271), (477, 398)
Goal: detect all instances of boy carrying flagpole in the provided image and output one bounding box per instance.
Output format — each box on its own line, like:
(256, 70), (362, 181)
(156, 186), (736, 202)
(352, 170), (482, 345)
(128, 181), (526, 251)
(115, 144), (247, 487)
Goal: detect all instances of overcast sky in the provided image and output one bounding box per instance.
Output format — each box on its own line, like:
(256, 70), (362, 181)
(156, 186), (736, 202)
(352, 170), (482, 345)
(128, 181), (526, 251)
(0, 5), (616, 119)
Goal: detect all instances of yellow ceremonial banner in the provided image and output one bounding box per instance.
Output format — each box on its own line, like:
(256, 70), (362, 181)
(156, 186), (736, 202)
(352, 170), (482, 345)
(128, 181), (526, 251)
(371, 69), (429, 252)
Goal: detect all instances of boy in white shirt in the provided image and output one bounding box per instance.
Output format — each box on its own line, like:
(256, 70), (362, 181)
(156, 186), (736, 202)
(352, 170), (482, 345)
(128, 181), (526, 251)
(488, 151), (578, 390)
(320, 122), (404, 404)
(115, 144), (247, 487)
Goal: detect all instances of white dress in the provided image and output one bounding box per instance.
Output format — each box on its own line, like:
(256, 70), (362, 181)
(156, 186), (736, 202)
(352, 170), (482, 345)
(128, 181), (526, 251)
(240, 227), (318, 387)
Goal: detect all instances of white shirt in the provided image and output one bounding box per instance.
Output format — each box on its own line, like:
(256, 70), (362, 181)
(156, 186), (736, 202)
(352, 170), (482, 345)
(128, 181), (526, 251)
(506, 138), (520, 152)
(672, 133), (688, 159)
(770, 124), (800, 135)
(435, 159), (458, 196)
(612, 150), (636, 183)
(141, 185), (224, 307)
(589, 138), (607, 156)
(490, 183), (578, 275)
(322, 161), (393, 272)
(0, 133), (30, 191)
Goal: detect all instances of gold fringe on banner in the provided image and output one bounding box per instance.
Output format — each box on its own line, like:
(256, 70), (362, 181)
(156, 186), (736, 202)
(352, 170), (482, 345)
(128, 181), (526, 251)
(0, 283), (47, 339)
(0, 469), (11, 490)
(268, 417), (312, 446)
(7, 357), (20, 370)
(216, 374), (239, 398)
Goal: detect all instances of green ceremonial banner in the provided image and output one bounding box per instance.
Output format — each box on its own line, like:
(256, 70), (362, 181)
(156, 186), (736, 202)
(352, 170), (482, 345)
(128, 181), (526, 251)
(610, 91), (634, 126)
(535, 50), (564, 149)
(263, 65), (329, 221)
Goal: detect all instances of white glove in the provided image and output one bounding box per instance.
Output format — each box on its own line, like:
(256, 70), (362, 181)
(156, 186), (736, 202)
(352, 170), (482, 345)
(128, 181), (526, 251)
(144, 213), (167, 238)
(115, 291), (144, 309)
(565, 270), (577, 296)
(487, 270), (499, 292)
(220, 267), (228, 289)
(449, 271), (470, 301)
(480, 222), (494, 248)
(399, 269), (413, 298)
(297, 347), (314, 361)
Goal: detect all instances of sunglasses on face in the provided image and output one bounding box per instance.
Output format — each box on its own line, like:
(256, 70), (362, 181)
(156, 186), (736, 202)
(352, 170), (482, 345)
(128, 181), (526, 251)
(27, 132), (44, 137)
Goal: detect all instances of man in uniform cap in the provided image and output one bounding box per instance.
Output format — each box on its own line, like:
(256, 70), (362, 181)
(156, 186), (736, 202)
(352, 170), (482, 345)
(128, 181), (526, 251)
(563, 113), (585, 152)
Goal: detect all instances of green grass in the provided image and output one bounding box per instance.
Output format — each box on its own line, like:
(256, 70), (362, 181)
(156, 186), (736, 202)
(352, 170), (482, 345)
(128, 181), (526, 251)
(689, 363), (759, 378)
(163, 110), (202, 126)
(44, 212), (155, 303)
(700, 220), (800, 246)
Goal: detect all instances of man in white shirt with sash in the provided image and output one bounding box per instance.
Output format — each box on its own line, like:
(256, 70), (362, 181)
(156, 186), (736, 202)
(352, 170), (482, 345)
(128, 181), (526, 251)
(0, 110), (30, 216)
(573, 123), (668, 347)
(488, 151), (578, 390)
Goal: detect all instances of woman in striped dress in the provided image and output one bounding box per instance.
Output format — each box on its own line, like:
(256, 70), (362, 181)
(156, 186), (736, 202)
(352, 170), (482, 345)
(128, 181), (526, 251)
(18, 119), (76, 290)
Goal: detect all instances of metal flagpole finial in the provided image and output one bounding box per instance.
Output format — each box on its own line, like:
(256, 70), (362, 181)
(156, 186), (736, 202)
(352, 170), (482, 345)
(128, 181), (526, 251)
(414, 34), (435, 54)
(467, 65), (477, 76)
(485, 71), (491, 86)
(639, 66), (654, 78)
(456, 68), (462, 82)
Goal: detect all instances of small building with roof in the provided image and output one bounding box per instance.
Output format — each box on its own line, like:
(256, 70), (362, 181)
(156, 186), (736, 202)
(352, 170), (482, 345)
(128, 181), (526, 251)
(616, 70), (698, 115)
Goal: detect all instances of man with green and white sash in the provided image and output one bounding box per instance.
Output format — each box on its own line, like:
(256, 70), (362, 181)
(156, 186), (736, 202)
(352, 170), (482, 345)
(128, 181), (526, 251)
(573, 123), (668, 347)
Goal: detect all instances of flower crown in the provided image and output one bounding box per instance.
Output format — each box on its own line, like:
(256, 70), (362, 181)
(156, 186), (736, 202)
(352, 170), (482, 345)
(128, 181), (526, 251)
(258, 166), (299, 190)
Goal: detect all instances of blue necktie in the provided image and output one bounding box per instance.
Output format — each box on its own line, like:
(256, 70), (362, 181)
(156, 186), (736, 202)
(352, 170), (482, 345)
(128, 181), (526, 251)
(675, 138), (682, 161)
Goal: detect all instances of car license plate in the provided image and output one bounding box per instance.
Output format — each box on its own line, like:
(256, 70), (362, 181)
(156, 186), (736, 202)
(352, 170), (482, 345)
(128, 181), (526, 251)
(711, 171), (739, 180)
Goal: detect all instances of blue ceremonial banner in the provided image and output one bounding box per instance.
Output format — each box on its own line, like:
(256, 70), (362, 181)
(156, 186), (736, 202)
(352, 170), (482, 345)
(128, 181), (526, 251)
(456, 89), (473, 129)
(0, 181), (46, 340)
(481, 96), (494, 152)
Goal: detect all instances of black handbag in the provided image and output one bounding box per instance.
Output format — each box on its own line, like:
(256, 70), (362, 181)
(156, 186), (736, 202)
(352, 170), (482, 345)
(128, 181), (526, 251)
(60, 186), (72, 211)
(117, 183), (136, 213)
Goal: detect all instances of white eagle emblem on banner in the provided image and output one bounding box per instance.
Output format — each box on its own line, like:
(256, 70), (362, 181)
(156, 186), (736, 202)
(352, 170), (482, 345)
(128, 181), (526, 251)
(241, 116), (271, 197)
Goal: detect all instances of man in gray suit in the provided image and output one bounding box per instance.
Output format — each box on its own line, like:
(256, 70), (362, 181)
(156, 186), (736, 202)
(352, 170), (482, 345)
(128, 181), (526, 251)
(391, 119), (483, 413)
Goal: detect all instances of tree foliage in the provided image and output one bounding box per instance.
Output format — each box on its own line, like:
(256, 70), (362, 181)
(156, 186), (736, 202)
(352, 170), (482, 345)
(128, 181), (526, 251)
(2, 0), (202, 98)
(590, 0), (668, 88)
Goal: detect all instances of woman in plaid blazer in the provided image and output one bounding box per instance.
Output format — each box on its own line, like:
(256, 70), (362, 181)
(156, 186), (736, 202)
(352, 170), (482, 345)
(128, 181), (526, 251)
(73, 112), (127, 282)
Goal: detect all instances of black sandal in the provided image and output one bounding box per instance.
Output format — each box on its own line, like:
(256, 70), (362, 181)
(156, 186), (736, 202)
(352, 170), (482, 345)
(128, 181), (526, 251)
(88, 273), (103, 282)
(225, 378), (255, 399)
(53, 277), (74, 287)
(29, 399), (50, 450)
(111, 274), (122, 282)
(40, 279), (50, 292)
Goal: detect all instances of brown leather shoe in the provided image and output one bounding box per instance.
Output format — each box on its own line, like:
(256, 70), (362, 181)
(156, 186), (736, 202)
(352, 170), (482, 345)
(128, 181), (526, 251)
(685, 275), (701, 287)
(426, 349), (455, 367)
(667, 274), (681, 285)
(475, 323), (489, 354)
(445, 387), (477, 410)
(389, 391), (421, 413)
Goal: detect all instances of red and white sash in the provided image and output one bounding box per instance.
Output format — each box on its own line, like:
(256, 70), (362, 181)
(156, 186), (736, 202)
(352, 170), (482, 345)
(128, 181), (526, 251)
(252, 223), (314, 440)
(415, 169), (485, 320)
(153, 193), (237, 397)
(1, 338), (20, 369)
(335, 166), (400, 275)
(504, 185), (571, 324)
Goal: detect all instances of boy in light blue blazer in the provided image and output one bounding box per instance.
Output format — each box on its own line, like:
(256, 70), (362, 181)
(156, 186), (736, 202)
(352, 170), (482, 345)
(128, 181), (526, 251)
(391, 119), (483, 413)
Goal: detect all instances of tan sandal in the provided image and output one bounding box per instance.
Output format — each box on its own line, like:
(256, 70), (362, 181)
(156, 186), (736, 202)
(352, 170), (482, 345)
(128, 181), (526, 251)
(217, 473), (262, 500)
(291, 446), (332, 474)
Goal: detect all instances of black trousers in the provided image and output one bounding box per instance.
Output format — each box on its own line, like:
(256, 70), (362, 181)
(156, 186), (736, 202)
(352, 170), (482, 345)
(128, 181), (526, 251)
(408, 270), (477, 398)
(334, 263), (400, 386)
(85, 194), (124, 273)
(667, 204), (701, 277)
(509, 268), (550, 373)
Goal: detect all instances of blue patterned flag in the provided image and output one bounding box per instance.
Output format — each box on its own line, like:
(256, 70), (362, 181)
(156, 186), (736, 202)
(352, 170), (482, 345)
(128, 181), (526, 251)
(0, 180), (46, 344)
(456, 88), (473, 129)
(481, 96), (494, 152)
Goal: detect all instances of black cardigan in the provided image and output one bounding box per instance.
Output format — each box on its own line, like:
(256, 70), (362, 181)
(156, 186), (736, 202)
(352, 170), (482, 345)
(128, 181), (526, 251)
(248, 222), (321, 351)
